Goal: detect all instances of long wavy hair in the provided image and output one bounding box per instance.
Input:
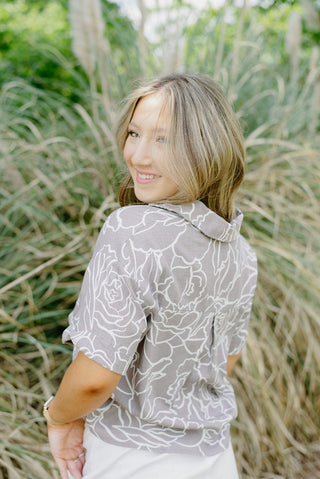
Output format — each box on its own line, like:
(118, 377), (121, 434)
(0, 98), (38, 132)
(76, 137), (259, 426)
(116, 73), (245, 222)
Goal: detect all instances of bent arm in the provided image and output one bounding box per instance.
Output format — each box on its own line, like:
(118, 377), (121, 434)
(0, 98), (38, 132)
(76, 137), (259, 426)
(47, 351), (121, 424)
(227, 353), (241, 376)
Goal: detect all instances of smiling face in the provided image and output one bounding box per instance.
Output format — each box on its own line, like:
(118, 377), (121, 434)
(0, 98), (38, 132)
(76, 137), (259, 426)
(123, 93), (179, 204)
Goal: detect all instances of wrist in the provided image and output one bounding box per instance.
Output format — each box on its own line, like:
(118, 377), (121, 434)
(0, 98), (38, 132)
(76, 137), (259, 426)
(43, 395), (69, 426)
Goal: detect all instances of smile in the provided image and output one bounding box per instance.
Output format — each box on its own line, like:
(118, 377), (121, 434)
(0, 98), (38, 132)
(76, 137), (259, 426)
(138, 173), (156, 179)
(136, 170), (160, 184)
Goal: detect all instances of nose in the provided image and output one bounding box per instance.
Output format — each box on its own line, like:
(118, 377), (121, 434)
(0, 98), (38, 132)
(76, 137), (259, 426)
(131, 138), (152, 166)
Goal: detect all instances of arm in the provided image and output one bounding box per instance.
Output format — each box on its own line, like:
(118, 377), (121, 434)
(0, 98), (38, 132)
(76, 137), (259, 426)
(227, 353), (241, 376)
(46, 352), (121, 479)
(48, 351), (121, 423)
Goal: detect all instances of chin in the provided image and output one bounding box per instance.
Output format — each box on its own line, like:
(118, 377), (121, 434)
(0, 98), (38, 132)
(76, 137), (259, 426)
(134, 189), (156, 204)
(136, 195), (159, 204)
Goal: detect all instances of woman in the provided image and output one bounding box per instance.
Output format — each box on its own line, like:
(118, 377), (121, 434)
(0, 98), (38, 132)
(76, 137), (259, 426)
(44, 73), (257, 479)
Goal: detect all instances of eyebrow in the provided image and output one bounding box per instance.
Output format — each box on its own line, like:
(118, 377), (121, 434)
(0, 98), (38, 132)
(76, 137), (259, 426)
(128, 121), (168, 134)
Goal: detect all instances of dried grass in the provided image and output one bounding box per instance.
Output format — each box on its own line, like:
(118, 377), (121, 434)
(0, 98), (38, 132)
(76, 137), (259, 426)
(1, 2), (319, 478)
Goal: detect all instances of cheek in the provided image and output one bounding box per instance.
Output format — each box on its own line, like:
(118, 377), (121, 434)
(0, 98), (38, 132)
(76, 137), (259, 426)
(168, 179), (179, 196)
(123, 141), (131, 165)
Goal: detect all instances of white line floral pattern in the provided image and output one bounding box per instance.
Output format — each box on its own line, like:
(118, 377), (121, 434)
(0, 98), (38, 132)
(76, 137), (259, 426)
(63, 201), (257, 456)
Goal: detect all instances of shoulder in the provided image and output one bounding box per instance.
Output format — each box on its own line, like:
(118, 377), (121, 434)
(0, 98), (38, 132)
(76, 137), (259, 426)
(102, 205), (150, 231)
(97, 204), (178, 249)
(103, 204), (174, 232)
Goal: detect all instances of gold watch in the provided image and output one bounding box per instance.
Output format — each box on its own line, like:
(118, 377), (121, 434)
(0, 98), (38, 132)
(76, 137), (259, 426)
(43, 395), (67, 426)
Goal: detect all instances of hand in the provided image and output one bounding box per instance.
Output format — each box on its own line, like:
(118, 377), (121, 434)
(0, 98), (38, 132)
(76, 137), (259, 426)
(47, 418), (85, 479)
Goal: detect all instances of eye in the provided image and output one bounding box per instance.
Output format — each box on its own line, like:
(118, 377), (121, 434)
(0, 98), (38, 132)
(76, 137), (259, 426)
(156, 136), (167, 144)
(128, 130), (139, 138)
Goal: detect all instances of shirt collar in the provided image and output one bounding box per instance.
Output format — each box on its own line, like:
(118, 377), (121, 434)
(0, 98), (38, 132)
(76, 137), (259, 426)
(150, 201), (243, 243)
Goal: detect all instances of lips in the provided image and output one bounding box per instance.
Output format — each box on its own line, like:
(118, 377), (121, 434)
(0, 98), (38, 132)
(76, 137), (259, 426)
(136, 170), (159, 184)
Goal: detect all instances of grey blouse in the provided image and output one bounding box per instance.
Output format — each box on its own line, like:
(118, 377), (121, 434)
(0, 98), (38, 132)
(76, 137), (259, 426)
(62, 201), (257, 456)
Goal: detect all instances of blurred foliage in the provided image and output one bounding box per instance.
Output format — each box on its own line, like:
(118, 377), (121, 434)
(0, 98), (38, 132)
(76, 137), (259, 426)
(0, 1), (73, 92)
(0, 0), (139, 99)
(0, 1), (319, 478)
(0, 0), (318, 99)
(258, 0), (320, 43)
(184, 3), (317, 77)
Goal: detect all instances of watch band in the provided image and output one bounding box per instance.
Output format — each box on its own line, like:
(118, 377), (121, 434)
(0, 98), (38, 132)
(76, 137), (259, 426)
(43, 395), (68, 426)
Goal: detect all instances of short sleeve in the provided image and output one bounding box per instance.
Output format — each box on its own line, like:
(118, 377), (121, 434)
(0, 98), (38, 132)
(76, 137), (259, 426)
(228, 294), (255, 355)
(228, 248), (257, 355)
(62, 215), (153, 374)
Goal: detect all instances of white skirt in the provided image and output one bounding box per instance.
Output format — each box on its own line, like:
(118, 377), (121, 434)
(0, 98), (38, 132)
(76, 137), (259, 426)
(80, 426), (240, 479)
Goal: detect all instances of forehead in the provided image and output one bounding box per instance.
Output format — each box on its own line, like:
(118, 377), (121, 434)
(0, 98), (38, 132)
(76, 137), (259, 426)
(130, 93), (170, 128)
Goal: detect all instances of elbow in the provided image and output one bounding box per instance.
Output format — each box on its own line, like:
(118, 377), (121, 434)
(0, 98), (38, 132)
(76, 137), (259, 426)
(68, 351), (122, 398)
(84, 383), (108, 396)
(82, 375), (121, 398)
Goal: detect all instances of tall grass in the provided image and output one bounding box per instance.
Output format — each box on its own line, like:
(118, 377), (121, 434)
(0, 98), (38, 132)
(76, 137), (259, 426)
(1, 2), (319, 478)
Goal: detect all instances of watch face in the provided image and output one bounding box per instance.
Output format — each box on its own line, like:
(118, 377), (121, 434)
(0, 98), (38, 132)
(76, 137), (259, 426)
(44, 395), (54, 409)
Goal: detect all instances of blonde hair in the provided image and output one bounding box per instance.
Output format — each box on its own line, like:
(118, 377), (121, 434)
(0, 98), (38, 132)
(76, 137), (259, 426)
(116, 73), (245, 222)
